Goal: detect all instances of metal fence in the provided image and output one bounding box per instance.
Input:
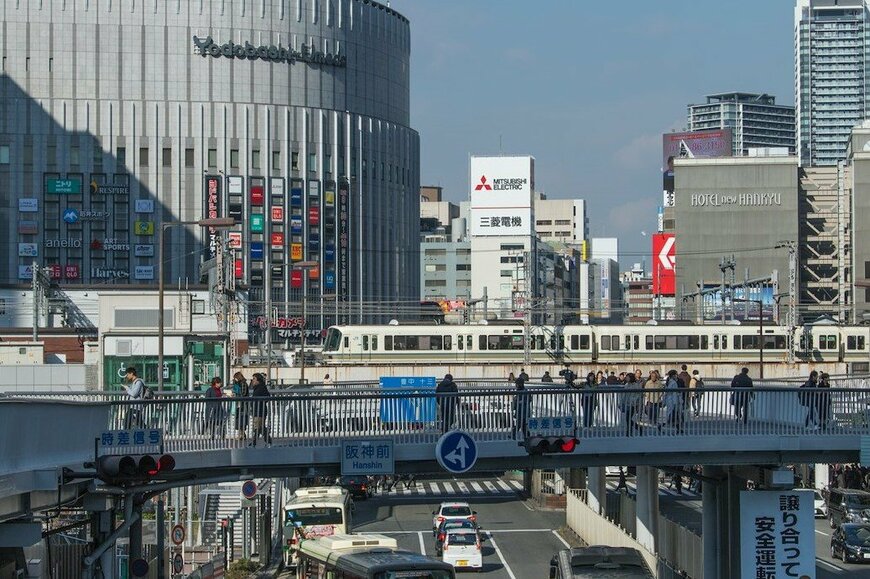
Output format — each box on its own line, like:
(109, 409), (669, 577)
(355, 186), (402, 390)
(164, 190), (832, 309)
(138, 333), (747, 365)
(14, 384), (860, 453)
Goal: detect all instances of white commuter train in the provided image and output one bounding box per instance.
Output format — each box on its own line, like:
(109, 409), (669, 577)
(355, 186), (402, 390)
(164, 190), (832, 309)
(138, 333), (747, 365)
(321, 322), (870, 368)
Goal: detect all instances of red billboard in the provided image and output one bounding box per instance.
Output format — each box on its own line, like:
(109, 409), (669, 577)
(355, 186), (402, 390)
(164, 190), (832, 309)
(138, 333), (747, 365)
(652, 233), (675, 296)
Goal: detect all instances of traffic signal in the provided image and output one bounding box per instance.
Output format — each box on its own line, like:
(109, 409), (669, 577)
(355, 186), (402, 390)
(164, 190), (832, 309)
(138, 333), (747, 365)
(522, 436), (579, 455)
(95, 454), (175, 484)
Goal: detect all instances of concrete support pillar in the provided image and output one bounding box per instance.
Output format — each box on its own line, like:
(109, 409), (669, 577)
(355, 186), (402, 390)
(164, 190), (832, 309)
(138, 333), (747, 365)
(129, 501), (143, 564)
(703, 466), (724, 579)
(586, 467), (607, 515)
(723, 467), (743, 579)
(815, 463), (829, 490)
(635, 466), (659, 553)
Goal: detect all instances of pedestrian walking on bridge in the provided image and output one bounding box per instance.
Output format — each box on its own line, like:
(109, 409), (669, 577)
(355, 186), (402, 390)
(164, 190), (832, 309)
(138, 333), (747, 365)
(730, 367), (754, 424)
(436, 373), (459, 433)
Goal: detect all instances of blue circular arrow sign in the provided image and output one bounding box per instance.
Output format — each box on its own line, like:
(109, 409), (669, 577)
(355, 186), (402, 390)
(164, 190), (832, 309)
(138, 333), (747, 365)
(242, 479), (257, 499)
(435, 430), (478, 474)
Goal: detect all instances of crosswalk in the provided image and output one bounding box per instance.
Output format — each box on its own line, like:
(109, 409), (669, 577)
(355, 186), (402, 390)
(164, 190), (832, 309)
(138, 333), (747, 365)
(374, 477), (524, 498)
(607, 479), (701, 499)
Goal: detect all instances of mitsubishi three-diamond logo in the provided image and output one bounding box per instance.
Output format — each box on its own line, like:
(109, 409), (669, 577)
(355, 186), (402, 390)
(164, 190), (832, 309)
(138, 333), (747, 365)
(475, 176), (492, 191)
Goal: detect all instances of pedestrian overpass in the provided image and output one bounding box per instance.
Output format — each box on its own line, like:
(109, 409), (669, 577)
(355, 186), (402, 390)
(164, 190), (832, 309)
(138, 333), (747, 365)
(1, 381), (869, 578)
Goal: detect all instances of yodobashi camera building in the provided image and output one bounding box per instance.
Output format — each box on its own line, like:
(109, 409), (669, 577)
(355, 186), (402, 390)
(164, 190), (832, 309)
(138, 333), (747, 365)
(0, 0), (420, 327)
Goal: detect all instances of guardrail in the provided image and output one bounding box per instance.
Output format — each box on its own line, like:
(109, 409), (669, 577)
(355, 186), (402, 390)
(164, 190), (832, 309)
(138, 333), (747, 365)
(5, 385), (870, 454)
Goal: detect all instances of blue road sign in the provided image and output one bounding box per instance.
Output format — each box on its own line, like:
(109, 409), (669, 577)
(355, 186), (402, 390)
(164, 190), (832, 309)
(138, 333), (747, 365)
(379, 377), (437, 424)
(435, 430), (478, 474)
(62, 208), (79, 224)
(241, 480), (257, 499)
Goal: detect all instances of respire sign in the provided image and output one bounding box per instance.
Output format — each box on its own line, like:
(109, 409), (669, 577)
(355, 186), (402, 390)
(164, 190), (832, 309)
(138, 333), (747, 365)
(470, 155), (534, 237)
(652, 233), (675, 296)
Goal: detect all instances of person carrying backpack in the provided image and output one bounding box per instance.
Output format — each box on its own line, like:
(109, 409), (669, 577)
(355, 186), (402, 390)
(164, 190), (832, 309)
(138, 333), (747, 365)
(689, 370), (704, 417)
(122, 367), (149, 428)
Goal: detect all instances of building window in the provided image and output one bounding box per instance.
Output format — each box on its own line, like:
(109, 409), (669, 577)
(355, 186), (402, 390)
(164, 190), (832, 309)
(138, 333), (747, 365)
(192, 300), (205, 314)
(252, 150), (261, 169)
(272, 150), (281, 169)
(70, 146), (80, 166)
(207, 148), (217, 167)
(116, 147), (126, 168)
(139, 147), (149, 167)
(0, 298), (5, 315)
(230, 149), (239, 168)
(456, 264), (471, 271)
(0, 145), (9, 164)
(162, 147), (172, 167)
(185, 148), (195, 167)
(309, 153), (317, 172)
(292, 152), (299, 171)
(500, 270), (513, 277)
(325, 153), (332, 174)
(424, 279), (447, 287)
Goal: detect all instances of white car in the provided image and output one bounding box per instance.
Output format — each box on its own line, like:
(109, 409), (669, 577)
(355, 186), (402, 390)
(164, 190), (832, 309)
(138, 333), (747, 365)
(441, 528), (483, 572)
(432, 502), (476, 534)
(814, 489), (827, 518)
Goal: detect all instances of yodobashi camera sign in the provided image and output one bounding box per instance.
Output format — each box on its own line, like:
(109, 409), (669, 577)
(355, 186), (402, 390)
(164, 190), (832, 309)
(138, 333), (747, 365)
(470, 155), (534, 237)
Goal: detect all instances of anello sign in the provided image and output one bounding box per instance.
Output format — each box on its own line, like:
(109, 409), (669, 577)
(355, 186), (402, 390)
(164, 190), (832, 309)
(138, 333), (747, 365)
(45, 239), (82, 248)
(192, 36), (347, 67)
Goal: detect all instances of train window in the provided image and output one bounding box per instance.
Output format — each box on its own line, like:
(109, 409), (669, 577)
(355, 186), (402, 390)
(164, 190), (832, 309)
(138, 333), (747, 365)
(713, 335), (719, 349)
(646, 336), (654, 349)
(624, 336), (631, 350)
(701, 336), (709, 350)
(343, 337), (349, 348)
(767, 336), (787, 349)
(362, 336), (369, 351)
(372, 336), (378, 351)
(848, 336), (866, 350)
(385, 336), (393, 350)
(600, 336), (611, 351)
(570, 335), (579, 350)
(479, 335), (487, 350)
(722, 335), (728, 349)
(444, 336), (452, 350)
(821, 335), (837, 350)
(418, 336), (442, 351)
(580, 335), (590, 349)
(634, 335), (639, 350)
(467, 335), (473, 350)
(458, 336), (464, 351)
(535, 335), (545, 350)
(488, 335), (524, 350)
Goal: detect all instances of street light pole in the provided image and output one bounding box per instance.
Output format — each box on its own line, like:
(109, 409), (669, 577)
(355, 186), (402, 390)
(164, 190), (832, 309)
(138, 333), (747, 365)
(735, 297), (764, 380)
(158, 218), (235, 392)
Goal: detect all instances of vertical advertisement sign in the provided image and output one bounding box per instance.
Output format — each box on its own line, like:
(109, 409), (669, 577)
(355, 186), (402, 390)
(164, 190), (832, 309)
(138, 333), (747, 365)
(739, 490), (815, 579)
(338, 179), (350, 299)
(470, 156), (534, 237)
(652, 233), (675, 296)
(203, 176), (222, 259)
(227, 176), (244, 223)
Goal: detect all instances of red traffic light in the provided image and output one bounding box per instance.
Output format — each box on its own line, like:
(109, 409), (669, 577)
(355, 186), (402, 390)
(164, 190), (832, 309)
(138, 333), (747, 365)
(522, 436), (580, 455)
(95, 453), (176, 483)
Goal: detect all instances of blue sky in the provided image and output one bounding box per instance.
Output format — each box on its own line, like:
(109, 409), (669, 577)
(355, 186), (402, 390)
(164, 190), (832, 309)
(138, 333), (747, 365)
(391, 0), (795, 266)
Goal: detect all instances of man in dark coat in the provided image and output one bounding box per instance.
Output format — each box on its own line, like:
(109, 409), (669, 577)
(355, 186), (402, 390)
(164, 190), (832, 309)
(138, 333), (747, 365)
(436, 373), (459, 433)
(730, 367), (754, 424)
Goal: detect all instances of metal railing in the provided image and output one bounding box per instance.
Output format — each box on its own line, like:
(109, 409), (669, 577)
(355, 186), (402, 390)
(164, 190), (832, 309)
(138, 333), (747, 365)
(7, 384), (870, 454)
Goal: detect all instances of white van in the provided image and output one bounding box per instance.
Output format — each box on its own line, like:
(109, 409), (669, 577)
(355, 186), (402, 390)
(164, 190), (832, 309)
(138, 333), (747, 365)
(441, 528), (483, 571)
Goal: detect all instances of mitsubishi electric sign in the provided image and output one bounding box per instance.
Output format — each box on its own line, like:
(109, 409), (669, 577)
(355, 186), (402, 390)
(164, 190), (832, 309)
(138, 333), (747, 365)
(470, 155), (534, 237)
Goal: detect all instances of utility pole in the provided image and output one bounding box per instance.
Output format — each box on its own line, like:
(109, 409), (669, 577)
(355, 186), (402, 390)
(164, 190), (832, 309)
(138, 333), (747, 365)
(523, 250), (531, 367)
(719, 256), (736, 323)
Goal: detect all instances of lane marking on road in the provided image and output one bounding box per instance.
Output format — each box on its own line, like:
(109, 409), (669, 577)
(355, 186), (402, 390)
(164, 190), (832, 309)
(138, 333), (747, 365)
(815, 529), (830, 536)
(470, 481), (484, 493)
(417, 531), (426, 556)
(486, 532), (517, 579)
(496, 480), (513, 492)
(552, 529), (571, 548)
(429, 482), (440, 495)
(371, 528), (555, 535)
(521, 499), (534, 511)
(457, 481), (470, 494)
(816, 558), (847, 572)
(445, 482), (457, 494)
(484, 480), (499, 493)
(508, 480), (524, 491)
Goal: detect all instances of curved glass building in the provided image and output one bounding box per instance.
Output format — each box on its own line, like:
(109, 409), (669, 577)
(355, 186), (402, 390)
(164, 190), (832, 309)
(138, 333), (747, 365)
(0, 0), (420, 342)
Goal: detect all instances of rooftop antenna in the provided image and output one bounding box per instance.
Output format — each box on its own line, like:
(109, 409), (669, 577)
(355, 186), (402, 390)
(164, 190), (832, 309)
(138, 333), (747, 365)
(499, 134), (503, 154)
